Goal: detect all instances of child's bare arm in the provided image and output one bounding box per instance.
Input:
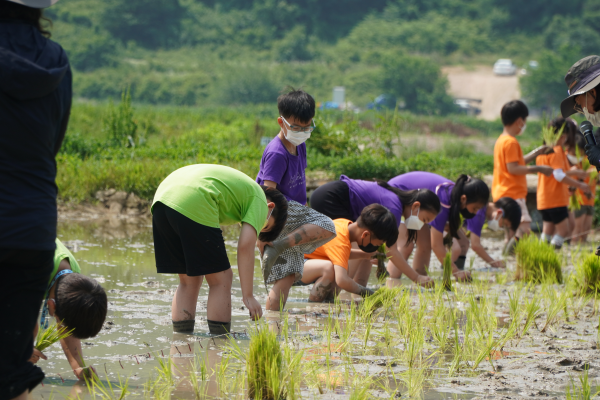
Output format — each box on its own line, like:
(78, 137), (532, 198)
(507, 162), (552, 176)
(238, 223), (262, 320)
(60, 335), (93, 380)
(333, 264), (363, 294)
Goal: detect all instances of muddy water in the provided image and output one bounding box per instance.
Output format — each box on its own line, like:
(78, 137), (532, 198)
(30, 218), (600, 399)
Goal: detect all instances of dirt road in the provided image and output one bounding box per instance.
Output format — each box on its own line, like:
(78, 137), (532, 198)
(443, 65), (521, 120)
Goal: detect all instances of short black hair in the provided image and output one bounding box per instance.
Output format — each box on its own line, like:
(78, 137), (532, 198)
(258, 186), (288, 242)
(501, 100), (528, 126)
(494, 197), (521, 232)
(449, 175), (490, 239)
(548, 117), (576, 149)
(55, 274), (107, 339)
(356, 204), (399, 247)
(277, 88), (315, 124)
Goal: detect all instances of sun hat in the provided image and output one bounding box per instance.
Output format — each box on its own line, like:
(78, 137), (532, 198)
(4, 0), (60, 8)
(561, 55), (600, 118)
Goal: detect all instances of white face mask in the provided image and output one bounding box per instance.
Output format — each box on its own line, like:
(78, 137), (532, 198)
(487, 210), (503, 232)
(405, 207), (425, 230)
(284, 129), (311, 146)
(567, 154), (583, 165)
(518, 123), (526, 136)
(583, 93), (600, 127)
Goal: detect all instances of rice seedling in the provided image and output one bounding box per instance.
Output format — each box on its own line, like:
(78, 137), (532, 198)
(154, 354), (176, 387)
(35, 323), (74, 352)
(400, 366), (428, 398)
(514, 235), (563, 284)
(376, 244), (390, 281)
(361, 286), (404, 316)
(566, 365), (599, 400)
(443, 252), (453, 291)
(541, 285), (570, 332)
(572, 254), (600, 295)
(85, 372), (130, 400)
(188, 351), (209, 399)
(541, 118), (565, 148)
(520, 292), (542, 339)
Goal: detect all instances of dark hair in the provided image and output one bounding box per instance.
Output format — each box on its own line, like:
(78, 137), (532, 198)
(449, 175), (490, 239)
(0, 1), (51, 37)
(494, 197), (521, 232)
(54, 274), (107, 339)
(277, 88), (315, 124)
(258, 186), (288, 242)
(377, 181), (441, 244)
(548, 117), (576, 149)
(356, 204), (399, 247)
(501, 100), (528, 126)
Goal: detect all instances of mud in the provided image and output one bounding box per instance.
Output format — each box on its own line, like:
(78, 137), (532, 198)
(29, 216), (600, 399)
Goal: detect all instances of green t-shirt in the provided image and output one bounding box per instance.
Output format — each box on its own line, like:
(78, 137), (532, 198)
(152, 164), (268, 235)
(51, 238), (81, 283)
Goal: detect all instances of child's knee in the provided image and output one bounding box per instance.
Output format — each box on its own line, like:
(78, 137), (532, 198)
(206, 268), (233, 288)
(323, 262), (335, 281)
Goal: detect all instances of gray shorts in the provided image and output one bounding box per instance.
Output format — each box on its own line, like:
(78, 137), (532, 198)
(262, 201), (336, 284)
(574, 205), (594, 218)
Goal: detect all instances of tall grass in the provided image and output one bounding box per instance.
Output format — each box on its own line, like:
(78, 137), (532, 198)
(515, 235), (563, 284)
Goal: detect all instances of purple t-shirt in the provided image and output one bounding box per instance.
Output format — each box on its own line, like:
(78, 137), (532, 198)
(339, 175), (403, 227)
(388, 171), (453, 233)
(465, 206), (487, 237)
(256, 136), (307, 204)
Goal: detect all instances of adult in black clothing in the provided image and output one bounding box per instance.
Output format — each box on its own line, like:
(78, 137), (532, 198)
(0, 0), (72, 399)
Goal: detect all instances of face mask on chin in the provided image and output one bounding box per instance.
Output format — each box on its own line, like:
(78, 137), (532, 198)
(567, 154), (583, 165)
(358, 233), (379, 253)
(405, 207), (425, 230)
(284, 128), (311, 146)
(518, 123), (526, 136)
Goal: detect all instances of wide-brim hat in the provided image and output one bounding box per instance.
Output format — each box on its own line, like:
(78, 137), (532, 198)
(4, 0), (60, 8)
(561, 55), (600, 118)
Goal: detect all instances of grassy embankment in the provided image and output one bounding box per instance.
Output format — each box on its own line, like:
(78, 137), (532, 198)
(57, 100), (546, 204)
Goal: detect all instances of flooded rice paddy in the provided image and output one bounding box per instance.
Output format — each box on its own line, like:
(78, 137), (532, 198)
(31, 216), (600, 399)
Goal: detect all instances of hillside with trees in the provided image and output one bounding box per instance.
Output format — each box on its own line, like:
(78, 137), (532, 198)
(46, 0), (599, 113)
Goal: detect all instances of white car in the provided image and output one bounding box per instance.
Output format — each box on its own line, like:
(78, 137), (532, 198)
(493, 59), (517, 76)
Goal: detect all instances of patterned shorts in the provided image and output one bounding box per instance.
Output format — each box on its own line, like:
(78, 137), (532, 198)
(262, 201), (336, 283)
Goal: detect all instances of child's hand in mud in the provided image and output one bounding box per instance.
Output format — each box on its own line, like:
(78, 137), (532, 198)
(489, 260), (506, 268)
(453, 270), (472, 282)
(416, 275), (434, 288)
(29, 348), (47, 364)
(74, 365), (96, 381)
(244, 296), (263, 320)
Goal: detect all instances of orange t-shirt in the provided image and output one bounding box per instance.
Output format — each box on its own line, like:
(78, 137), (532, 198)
(579, 166), (597, 207)
(492, 133), (528, 201)
(305, 219), (352, 270)
(536, 146), (569, 210)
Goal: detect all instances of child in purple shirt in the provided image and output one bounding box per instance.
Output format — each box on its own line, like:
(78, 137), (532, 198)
(256, 89), (336, 311)
(458, 197), (522, 269)
(311, 175), (442, 288)
(388, 172), (489, 281)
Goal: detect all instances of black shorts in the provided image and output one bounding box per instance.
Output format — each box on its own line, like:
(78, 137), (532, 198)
(152, 202), (230, 276)
(539, 207), (569, 225)
(310, 180), (354, 220)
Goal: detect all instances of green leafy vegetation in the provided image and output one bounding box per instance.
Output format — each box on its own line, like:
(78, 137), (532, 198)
(573, 254), (600, 295)
(514, 235), (563, 284)
(43, 0), (598, 111)
(35, 323), (73, 352)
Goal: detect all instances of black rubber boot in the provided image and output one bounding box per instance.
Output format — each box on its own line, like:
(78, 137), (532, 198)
(172, 319), (195, 333)
(207, 320), (231, 336)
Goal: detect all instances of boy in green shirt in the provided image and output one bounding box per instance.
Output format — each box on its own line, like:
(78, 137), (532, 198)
(151, 164), (288, 334)
(31, 239), (107, 380)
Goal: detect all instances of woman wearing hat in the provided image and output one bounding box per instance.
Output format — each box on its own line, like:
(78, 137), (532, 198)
(0, 0), (72, 398)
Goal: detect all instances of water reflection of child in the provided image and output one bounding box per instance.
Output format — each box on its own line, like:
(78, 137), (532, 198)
(452, 197), (522, 269)
(302, 205), (400, 299)
(31, 239), (107, 380)
(256, 89), (336, 311)
(151, 164), (288, 335)
(536, 118), (590, 249)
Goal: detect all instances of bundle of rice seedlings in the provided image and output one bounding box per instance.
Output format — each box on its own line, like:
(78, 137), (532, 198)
(572, 253), (600, 295)
(568, 192), (582, 212)
(541, 118), (565, 148)
(514, 235), (563, 284)
(246, 325), (283, 400)
(443, 252), (453, 291)
(361, 286), (403, 315)
(35, 323), (73, 352)
(375, 244), (389, 280)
